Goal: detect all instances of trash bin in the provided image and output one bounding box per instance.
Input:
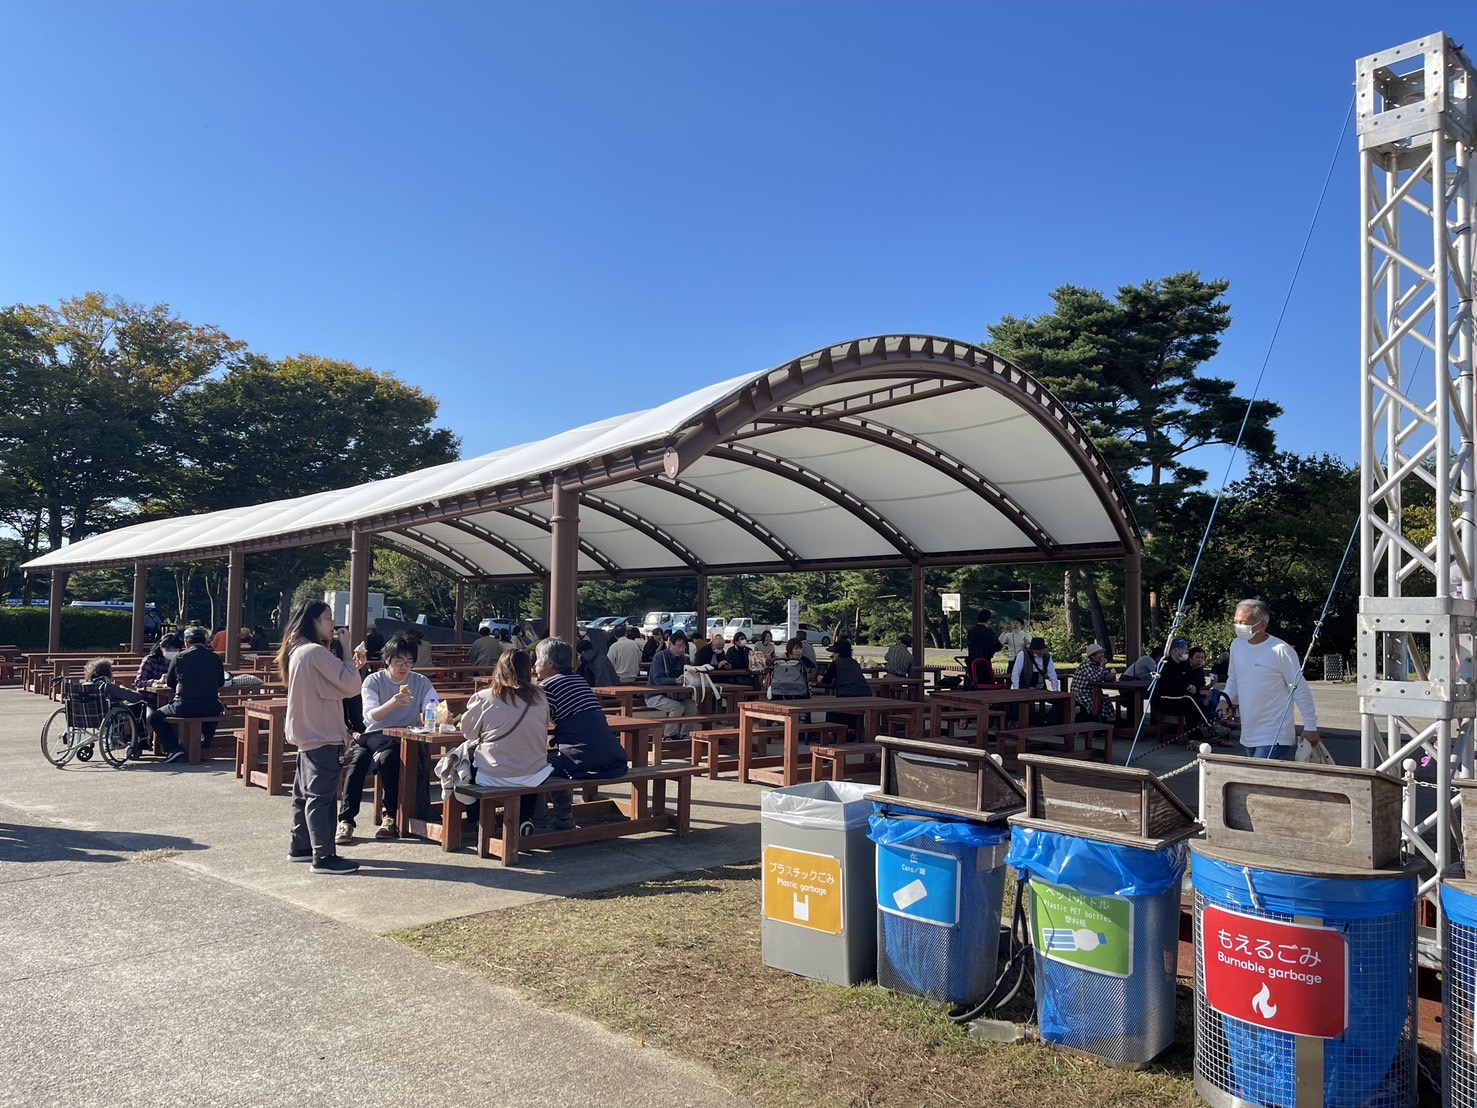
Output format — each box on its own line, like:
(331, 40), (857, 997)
(868, 806), (1010, 1005)
(760, 780), (879, 985)
(1005, 754), (1196, 1067)
(1441, 872), (1477, 1107)
(1192, 755), (1418, 1108)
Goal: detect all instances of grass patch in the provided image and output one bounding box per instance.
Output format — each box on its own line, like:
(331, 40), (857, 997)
(395, 862), (1201, 1108)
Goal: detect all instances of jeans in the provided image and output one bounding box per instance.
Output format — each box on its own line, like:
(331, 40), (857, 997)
(338, 732), (399, 825)
(1247, 743), (1289, 760)
(290, 744), (344, 862)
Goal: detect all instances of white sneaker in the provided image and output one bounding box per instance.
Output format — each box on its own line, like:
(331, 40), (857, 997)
(374, 815), (400, 840)
(335, 820), (354, 845)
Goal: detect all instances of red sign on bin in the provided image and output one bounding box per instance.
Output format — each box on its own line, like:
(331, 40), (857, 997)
(1202, 905), (1348, 1039)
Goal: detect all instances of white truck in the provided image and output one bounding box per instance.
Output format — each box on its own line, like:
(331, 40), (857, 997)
(323, 591), (406, 627)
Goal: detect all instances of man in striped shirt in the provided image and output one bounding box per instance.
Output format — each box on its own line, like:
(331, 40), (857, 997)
(534, 637), (630, 831)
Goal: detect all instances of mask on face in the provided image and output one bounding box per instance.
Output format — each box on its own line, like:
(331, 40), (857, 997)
(1172, 650), (1187, 662)
(1232, 622), (1255, 641)
(163, 651), (179, 661)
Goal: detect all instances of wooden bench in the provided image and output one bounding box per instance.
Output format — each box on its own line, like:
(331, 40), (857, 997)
(993, 721), (1112, 766)
(444, 764), (702, 867)
(811, 742), (884, 782)
(689, 721), (847, 778)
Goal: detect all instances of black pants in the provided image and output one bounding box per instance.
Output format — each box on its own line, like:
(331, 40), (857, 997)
(1152, 693), (1211, 729)
(152, 701), (221, 755)
(338, 732), (400, 824)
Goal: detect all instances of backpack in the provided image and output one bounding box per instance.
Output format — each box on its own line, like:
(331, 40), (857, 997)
(767, 658), (811, 699)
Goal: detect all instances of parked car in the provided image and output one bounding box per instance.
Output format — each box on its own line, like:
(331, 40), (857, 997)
(641, 611), (675, 635)
(797, 623), (834, 648)
(668, 612), (700, 636)
(476, 617), (516, 636)
(588, 615), (636, 635)
(706, 617), (726, 635)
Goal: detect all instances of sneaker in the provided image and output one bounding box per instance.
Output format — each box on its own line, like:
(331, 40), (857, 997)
(335, 820), (355, 845)
(288, 848), (313, 863)
(518, 820), (535, 838)
(550, 817), (577, 832)
(162, 750), (185, 764)
(374, 815), (400, 840)
(310, 855), (359, 876)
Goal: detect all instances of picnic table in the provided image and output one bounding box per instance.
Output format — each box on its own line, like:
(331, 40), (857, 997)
(926, 687), (1075, 747)
(240, 698), (291, 792)
(865, 675), (926, 701)
(737, 696), (924, 786)
(1093, 679), (1152, 741)
(591, 684), (656, 714)
(861, 663), (949, 691)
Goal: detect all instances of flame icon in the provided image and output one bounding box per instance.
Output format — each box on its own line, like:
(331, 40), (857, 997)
(1252, 982), (1278, 1019)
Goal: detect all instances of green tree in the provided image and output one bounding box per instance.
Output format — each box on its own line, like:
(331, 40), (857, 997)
(986, 272), (1281, 629)
(0, 292), (246, 555)
(158, 354), (461, 624)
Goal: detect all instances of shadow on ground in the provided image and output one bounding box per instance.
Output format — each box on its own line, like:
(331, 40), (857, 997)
(0, 821), (204, 865)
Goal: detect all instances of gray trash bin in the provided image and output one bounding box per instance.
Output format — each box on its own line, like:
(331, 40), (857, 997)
(761, 780), (879, 985)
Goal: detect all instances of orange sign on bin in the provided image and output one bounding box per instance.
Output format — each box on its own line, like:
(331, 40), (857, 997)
(763, 845), (844, 934)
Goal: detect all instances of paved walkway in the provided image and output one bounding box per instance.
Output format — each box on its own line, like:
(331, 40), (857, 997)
(0, 678), (1376, 1106)
(0, 688), (755, 1108)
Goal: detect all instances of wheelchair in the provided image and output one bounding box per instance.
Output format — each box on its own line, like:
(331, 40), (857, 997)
(40, 679), (141, 769)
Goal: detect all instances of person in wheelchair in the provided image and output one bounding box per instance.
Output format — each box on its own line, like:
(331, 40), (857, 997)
(336, 632), (440, 845)
(83, 658), (153, 754)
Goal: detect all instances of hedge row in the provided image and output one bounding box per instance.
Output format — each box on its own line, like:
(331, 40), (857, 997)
(0, 608), (135, 651)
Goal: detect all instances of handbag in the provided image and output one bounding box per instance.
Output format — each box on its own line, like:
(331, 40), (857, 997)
(1294, 736), (1334, 765)
(434, 700), (533, 793)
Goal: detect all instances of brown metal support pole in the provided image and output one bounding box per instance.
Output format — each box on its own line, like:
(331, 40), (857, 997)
(1124, 548), (1142, 663)
(454, 580), (465, 645)
(911, 564), (926, 675)
(48, 571), (66, 652)
(224, 548), (245, 667)
(130, 561), (148, 653)
(349, 531), (371, 652)
(549, 481), (580, 643)
(695, 574), (708, 641)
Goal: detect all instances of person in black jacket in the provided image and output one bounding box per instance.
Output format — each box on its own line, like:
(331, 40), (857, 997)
(820, 639), (872, 738)
(965, 610), (1002, 687)
(151, 626), (225, 762)
(1150, 636), (1213, 740)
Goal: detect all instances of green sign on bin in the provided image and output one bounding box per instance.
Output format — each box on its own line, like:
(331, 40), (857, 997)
(1030, 879), (1133, 978)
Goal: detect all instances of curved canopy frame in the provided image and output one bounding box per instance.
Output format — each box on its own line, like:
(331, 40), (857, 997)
(26, 335), (1141, 585)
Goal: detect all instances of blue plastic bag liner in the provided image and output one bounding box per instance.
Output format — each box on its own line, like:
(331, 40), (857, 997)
(1006, 825), (1187, 898)
(1191, 853), (1415, 921)
(1442, 879), (1477, 928)
(1195, 854), (1416, 1108)
(761, 781), (878, 830)
(868, 811), (1009, 1004)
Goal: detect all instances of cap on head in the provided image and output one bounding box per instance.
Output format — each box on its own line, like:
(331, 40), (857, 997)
(1170, 637), (1189, 651)
(1084, 642), (1105, 658)
(1029, 636), (1047, 651)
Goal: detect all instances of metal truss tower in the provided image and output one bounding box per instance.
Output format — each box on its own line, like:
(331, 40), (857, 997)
(1357, 32), (1477, 955)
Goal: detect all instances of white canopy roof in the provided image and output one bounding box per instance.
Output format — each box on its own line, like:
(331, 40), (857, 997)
(25, 335), (1140, 577)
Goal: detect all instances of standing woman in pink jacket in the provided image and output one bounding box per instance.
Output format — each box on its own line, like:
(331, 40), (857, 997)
(276, 600), (364, 875)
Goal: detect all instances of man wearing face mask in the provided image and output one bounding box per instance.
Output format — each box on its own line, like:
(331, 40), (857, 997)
(1217, 598), (1319, 759)
(1150, 636), (1214, 741)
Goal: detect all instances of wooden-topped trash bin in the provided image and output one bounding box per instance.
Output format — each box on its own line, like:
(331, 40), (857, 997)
(1005, 754), (1196, 1068)
(1190, 755), (1418, 1108)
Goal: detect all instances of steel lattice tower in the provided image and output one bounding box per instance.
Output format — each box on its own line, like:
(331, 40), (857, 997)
(1357, 32), (1477, 957)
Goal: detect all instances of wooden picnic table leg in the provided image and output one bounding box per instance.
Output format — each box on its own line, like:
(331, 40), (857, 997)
(738, 710), (754, 784)
(676, 772), (692, 836)
(398, 737), (417, 836)
(930, 698), (942, 740)
(266, 725), (285, 795)
(783, 715), (800, 786)
(242, 717), (261, 786)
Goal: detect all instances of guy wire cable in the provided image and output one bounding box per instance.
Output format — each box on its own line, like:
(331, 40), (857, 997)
(1123, 93), (1355, 766)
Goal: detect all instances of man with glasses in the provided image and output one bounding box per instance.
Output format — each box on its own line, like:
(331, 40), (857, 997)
(336, 632), (440, 844)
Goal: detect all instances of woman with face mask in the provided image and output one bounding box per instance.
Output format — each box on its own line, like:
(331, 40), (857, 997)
(1149, 636), (1215, 742)
(134, 633), (183, 689)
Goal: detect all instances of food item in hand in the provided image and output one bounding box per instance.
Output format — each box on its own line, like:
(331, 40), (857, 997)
(399, 684), (409, 696)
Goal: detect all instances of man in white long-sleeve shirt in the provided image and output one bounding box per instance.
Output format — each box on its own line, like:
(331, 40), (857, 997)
(1217, 598), (1320, 759)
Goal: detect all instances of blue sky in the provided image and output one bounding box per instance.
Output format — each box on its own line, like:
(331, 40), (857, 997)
(2, 2), (1467, 479)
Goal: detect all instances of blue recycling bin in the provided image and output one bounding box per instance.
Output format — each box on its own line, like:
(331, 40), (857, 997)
(1190, 847), (1417, 1108)
(1441, 877), (1477, 1108)
(867, 806), (1010, 1005)
(1006, 825), (1187, 1067)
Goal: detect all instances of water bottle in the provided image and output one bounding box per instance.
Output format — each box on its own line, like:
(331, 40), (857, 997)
(422, 693), (439, 731)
